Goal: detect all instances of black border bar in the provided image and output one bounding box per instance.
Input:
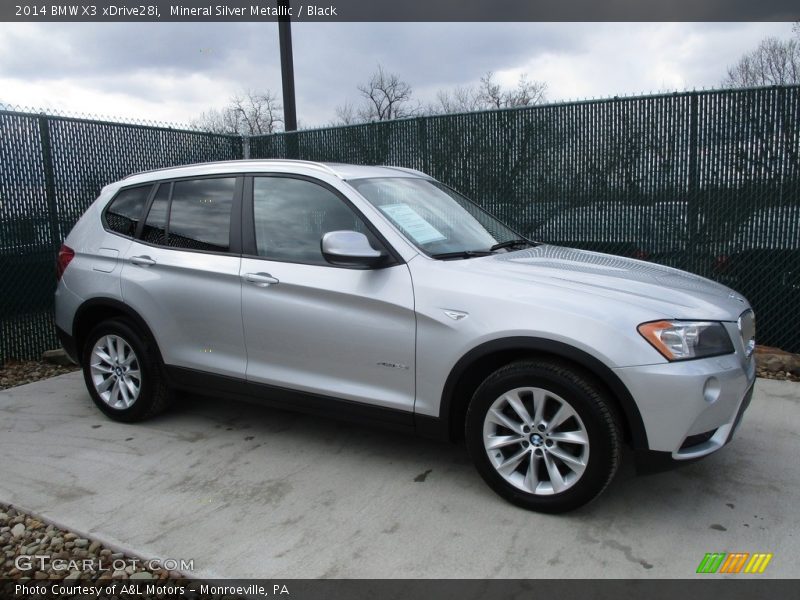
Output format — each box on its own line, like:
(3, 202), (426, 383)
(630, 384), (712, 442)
(2, 579), (798, 600)
(3, 0), (800, 22)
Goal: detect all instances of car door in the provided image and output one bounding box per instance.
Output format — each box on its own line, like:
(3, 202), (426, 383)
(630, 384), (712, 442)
(121, 176), (247, 379)
(240, 175), (416, 412)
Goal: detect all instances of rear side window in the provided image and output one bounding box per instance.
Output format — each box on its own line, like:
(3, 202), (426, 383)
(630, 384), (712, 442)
(168, 178), (235, 252)
(105, 186), (151, 237)
(138, 178), (236, 253)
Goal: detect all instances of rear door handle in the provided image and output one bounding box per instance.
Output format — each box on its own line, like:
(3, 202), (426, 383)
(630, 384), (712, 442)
(244, 272), (279, 287)
(131, 255), (156, 267)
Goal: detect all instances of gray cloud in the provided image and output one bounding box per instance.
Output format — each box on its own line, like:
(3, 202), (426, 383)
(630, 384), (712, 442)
(1, 23), (256, 78)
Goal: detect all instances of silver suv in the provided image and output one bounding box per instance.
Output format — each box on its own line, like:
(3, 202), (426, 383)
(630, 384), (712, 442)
(55, 160), (756, 513)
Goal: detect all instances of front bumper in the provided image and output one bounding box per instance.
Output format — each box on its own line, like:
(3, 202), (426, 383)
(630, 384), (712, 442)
(614, 344), (756, 459)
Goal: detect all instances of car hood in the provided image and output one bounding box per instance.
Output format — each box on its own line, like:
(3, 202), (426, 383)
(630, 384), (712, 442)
(457, 244), (750, 321)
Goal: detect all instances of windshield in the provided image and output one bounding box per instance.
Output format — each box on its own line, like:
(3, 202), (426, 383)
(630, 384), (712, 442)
(348, 177), (527, 258)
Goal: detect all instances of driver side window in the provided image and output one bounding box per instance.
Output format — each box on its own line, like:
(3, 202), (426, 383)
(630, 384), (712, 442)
(252, 177), (379, 265)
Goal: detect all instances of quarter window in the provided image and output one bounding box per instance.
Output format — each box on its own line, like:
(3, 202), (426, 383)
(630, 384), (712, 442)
(105, 185), (151, 237)
(252, 177), (379, 265)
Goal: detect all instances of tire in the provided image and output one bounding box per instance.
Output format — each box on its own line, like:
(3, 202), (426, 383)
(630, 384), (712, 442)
(81, 319), (172, 422)
(465, 359), (621, 513)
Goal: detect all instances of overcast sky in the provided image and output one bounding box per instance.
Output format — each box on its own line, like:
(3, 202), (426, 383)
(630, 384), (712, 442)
(0, 22), (794, 128)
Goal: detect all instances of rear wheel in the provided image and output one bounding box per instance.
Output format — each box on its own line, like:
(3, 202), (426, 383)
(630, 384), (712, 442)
(466, 359), (621, 513)
(81, 319), (172, 422)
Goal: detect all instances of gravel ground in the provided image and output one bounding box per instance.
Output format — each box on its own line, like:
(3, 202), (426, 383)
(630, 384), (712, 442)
(754, 346), (800, 382)
(0, 360), (78, 391)
(756, 367), (800, 382)
(0, 504), (227, 599)
(0, 503), (180, 582)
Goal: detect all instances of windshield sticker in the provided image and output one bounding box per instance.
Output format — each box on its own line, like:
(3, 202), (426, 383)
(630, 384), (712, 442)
(379, 203), (447, 244)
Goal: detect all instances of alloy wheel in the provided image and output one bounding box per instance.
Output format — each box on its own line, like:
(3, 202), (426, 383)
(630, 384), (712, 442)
(482, 386), (590, 495)
(89, 334), (142, 409)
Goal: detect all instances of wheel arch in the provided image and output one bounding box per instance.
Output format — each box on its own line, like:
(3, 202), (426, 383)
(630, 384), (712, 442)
(72, 297), (164, 367)
(439, 337), (648, 449)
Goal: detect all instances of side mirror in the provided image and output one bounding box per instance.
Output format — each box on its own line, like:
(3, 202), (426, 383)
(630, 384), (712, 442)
(321, 230), (387, 268)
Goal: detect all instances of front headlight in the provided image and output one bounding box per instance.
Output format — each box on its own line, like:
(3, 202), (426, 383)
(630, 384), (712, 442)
(637, 320), (734, 361)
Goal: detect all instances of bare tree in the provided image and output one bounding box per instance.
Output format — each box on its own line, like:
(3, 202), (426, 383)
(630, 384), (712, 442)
(723, 36), (800, 87)
(357, 64), (418, 121)
(430, 72), (548, 115)
(194, 90), (283, 135)
(334, 65), (418, 124)
(505, 73), (548, 107)
(333, 101), (359, 125)
(433, 85), (484, 114)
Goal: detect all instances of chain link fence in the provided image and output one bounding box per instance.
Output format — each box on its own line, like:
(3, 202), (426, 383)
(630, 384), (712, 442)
(1, 86), (799, 362)
(252, 86), (800, 352)
(0, 107), (242, 362)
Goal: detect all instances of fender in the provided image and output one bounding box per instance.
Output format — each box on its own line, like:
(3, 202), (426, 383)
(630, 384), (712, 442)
(438, 336), (649, 449)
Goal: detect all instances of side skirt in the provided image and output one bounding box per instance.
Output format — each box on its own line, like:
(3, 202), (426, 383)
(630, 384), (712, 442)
(162, 365), (446, 439)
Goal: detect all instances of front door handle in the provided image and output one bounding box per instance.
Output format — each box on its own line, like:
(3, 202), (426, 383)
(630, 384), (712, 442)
(244, 272), (279, 287)
(131, 255), (156, 267)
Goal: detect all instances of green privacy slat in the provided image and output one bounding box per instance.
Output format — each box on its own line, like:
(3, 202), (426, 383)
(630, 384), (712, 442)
(1, 85), (799, 361)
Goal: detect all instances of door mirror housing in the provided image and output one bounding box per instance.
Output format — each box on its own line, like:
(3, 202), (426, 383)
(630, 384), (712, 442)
(321, 231), (387, 268)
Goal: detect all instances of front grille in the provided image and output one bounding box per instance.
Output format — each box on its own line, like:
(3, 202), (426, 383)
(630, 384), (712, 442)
(680, 429), (718, 450)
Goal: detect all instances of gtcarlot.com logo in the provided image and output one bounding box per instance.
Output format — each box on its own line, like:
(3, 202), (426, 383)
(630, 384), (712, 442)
(696, 552), (773, 574)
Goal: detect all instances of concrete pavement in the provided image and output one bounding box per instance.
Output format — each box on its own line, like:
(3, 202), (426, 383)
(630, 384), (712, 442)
(0, 372), (797, 578)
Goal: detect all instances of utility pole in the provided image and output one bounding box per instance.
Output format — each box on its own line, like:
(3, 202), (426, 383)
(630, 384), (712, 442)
(278, 0), (298, 137)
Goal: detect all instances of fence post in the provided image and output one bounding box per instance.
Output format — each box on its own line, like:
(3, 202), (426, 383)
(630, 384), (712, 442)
(38, 115), (60, 254)
(778, 85), (786, 205)
(687, 92), (699, 272)
(418, 116), (429, 174)
(285, 131), (299, 160)
(242, 134), (251, 160)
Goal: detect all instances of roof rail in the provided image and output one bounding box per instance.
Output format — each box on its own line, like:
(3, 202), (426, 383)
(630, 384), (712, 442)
(124, 158), (341, 180)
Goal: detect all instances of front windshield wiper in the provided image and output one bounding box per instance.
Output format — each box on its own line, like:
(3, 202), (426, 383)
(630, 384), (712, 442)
(489, 239), (536, 252)
(430, 250), (495, 260)
(432, 240), (536, 260)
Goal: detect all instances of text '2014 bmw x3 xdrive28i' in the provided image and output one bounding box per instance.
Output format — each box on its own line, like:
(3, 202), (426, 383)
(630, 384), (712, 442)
(55, 160), (756, 513)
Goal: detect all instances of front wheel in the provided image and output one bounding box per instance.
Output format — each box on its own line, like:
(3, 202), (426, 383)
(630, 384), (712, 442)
(82, 319), (172, 422)
(465, 359), (621, 513)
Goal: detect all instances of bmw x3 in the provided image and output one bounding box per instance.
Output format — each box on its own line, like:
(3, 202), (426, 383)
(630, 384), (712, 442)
(55, 160), (756, 512)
